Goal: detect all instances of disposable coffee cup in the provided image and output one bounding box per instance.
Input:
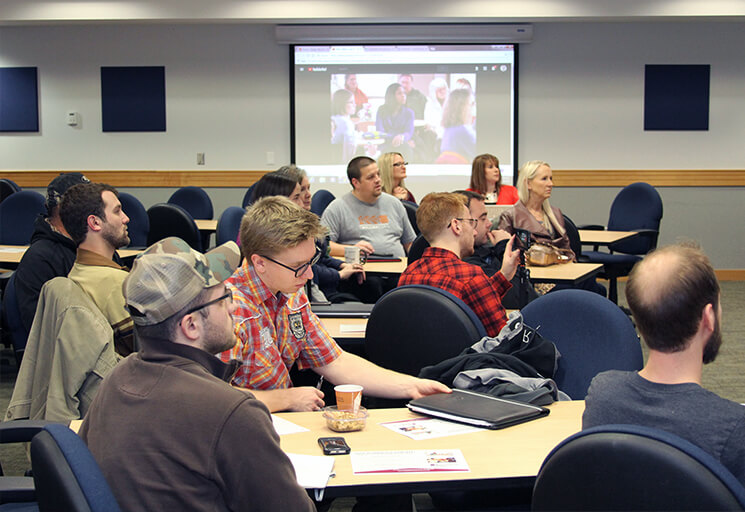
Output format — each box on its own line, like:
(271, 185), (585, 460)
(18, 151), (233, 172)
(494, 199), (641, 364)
(335, 384), (363, 412)
(344, 246), (361, 264)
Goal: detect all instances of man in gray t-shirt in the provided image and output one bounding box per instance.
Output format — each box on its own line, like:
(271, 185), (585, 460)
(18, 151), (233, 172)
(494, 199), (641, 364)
(583, 243), (745, 485)
(321, 156), (416, 258)
(321, 156), (416, 301)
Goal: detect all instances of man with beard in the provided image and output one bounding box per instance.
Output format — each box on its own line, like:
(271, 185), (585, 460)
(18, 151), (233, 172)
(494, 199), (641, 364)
(583, 242), (745, 485)
(61, 183), (134, 355)
(398, 192), (519, 337)
(80, 237), (315, 511)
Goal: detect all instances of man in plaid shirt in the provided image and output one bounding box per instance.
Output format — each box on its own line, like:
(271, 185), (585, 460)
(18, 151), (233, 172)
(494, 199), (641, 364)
(399, 192), (520, 337)
(221, 196), (449, 412)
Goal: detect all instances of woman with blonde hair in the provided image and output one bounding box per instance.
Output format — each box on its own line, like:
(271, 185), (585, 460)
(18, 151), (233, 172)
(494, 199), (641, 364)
(467, 153), (519, 204)
(378, 152), (415, 203)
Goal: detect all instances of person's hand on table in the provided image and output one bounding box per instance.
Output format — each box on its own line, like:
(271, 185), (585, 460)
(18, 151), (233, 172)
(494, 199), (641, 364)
(286, 387), (325, 412)
(355, 241), (374, 255)
(339, 263), (366, 283)
(408, 378), (451, 400)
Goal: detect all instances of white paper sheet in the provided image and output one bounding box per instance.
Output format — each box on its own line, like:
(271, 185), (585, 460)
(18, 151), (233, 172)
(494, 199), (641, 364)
(271, 415), (309, 436)
(380, 417), (485, 440)
(350, 449), (470, 474)
(286, 453), (335, 489)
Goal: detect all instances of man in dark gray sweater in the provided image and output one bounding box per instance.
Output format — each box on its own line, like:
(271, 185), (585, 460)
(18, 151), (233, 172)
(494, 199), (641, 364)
(583, 242), (745, 484)
(79, 237), (314, 512)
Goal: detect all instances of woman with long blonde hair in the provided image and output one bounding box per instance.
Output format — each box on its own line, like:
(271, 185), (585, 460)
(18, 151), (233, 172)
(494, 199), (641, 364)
(378, 152), (415, 203)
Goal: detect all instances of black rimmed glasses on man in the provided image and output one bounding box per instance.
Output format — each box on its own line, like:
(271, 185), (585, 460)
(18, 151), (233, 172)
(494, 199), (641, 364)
(260, 247), (322, 278)
(184, 290), (233, 316)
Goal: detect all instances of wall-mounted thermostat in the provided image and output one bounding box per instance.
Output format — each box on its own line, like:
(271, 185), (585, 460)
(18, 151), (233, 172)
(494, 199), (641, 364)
(66, 111), (80, 126)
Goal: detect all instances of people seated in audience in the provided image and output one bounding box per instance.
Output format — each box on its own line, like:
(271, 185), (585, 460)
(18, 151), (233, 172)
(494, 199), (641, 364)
(248, 171), (302, 206)
(14, 172), (90, 335)
(498, 160), (605, 296)
(220, 196), (448, 412)
(583, 242), (745, 485)
(322, 156), (416, 302)
(80, 237), (315, 511)
(457, 190), (539, 308)
(379, 152), (416, 203)
(276, 165), (365, 303)
(467, 153), (519, 204)
(398, 192), (519, 337)
(61, 183), (134, 356)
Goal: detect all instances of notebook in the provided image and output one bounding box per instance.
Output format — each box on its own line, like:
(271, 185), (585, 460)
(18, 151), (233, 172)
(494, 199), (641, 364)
(407, 389), (550, 430)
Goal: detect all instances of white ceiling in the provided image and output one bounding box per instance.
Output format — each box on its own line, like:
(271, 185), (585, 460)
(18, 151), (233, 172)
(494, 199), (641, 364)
(2, 0), (745, 25)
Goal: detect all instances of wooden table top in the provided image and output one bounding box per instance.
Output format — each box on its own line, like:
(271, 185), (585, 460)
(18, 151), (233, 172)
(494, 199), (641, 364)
(578, 230), (638, 246)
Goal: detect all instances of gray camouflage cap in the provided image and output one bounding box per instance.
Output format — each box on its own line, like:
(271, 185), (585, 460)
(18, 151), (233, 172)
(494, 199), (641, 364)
(124, 237), (241, 326)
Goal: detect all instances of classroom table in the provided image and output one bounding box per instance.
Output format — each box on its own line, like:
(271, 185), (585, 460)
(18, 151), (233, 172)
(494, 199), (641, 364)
(527, 262), (603, 285)
(194, 219), (218, 233)
(578, 229), (638, 246)
(362, 258), (408, 274)
(0, 245), (142, 267)
(277, 400), (584, 498)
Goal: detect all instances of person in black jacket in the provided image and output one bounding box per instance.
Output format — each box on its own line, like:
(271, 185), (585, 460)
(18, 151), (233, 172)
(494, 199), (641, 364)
(13, 172), (90, 334)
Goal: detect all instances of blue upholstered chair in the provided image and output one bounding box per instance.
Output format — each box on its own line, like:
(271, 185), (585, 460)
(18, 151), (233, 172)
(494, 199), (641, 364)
(0, 178), (22, 204)
(406, 234), (429, 265)
(0, 191), (46, 246)
(310, 189), (335, 217)
(117, 192), (149, 248)
(241, 184), (255, 208)
(521, 289), (642, 399)
(30, 424), (122, 512)
(216, 206), (245, 246)
(582, 182), (663, 303)
(533, 424), (745, 511)
(401, 199), (419, 235)
(366, 284), (487, 378)
(146, 203), (201, 251)
(0, 420), (50, 509)
(167, 186), (213, 220)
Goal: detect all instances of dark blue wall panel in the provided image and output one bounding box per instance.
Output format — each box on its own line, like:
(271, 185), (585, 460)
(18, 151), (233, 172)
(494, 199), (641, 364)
(0, 67), (39, 132)
(101, 66), (166, 132)
(644, 64), (710, 131)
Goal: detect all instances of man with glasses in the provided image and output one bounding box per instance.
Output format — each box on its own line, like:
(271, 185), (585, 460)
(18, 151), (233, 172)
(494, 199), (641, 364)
(399, 192), (520, 337)
(80, 237), (315, 511)
(222, 196), (449, 413)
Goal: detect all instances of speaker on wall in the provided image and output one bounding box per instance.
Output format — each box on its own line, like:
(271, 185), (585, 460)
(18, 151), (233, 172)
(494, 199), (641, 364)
(644, 64), (710, 131)
(0, 67), (39, 132)
(101, 66), (166, 132)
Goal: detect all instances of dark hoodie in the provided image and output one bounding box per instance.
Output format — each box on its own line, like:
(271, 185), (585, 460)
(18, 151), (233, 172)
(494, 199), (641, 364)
(14, 214), (77, 333)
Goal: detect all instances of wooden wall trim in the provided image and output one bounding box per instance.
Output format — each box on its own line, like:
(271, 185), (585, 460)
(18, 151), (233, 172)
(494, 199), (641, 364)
(3, 169), (745, 188)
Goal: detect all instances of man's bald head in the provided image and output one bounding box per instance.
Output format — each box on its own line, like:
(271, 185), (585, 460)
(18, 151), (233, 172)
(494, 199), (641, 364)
(626, 242), (720, 355)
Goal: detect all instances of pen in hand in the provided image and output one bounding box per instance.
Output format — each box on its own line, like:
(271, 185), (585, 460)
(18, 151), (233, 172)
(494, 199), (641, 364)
(316, 376), (324, 390)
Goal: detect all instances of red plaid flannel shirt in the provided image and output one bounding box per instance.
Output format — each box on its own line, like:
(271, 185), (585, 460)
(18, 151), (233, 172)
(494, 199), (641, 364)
(219, 260), (342, 389)
(398, 247), (511, 337)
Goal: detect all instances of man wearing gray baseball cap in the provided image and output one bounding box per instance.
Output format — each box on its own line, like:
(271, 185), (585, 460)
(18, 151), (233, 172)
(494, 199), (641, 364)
(79, 237), (314, 512)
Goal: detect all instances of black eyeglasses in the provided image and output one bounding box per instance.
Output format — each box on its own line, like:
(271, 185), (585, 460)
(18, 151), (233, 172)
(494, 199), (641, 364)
(260, 247), (321, 278)
(392, 161), (408, 168)
(184, 291), (233, 316)
(447, 217), (478, 228)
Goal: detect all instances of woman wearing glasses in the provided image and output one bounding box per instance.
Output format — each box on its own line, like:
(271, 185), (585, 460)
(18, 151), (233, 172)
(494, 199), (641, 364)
(468, 153), (519, 205)
(378, 152), (416, 203)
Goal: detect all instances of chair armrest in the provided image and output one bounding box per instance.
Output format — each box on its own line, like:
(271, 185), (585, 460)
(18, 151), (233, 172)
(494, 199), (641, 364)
(576, 224), (605, 231)
(0, 420), (56, 444)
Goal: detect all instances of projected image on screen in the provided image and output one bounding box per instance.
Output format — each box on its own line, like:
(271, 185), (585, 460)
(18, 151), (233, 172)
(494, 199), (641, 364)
(294, 45), (515, 185)
(329, 73), (478, 164)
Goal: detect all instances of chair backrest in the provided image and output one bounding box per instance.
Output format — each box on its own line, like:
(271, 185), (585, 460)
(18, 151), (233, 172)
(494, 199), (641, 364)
(167, 186), (213, 220)
(606, 182), (663, 255)
(310, 189), (335, 217)
(2, 272), (29, 363)
(146, 203), (201, 251)
(365, 284), (487, 379)
(401, 199), (420, 235)
(0, 178), (22, 204)
(0, 190), (46, 245)
(216, 206), (245, 246)
(533, 424), (745, 511)
(406, 234), (430, 264)
(31, 424), (122, 512)
(117, 192), (149, 248)
(562, 214), (583, 260)
(241, 184), (255, 208)
(520, 289), (642, 399)
(0, 419), (51, 506)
